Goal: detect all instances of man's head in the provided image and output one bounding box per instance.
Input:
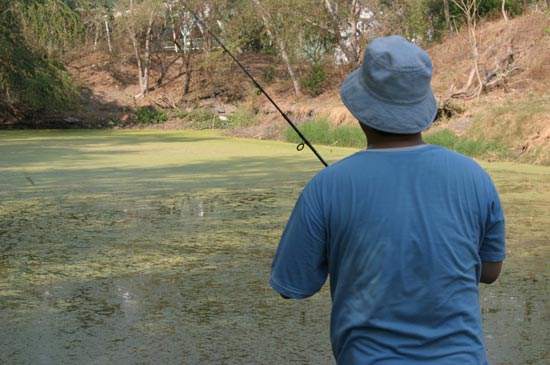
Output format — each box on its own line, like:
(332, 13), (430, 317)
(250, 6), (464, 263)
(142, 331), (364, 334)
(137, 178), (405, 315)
(340, 35), (437, 135)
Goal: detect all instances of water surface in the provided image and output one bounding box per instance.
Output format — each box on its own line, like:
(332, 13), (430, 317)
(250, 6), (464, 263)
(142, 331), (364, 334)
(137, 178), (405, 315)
(0, 130), (548, 364)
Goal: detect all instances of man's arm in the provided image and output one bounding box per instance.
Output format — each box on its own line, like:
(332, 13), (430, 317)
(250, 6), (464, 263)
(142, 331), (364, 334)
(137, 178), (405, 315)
(270, 182), (328, 300)
(480, 261), (503, 284)
(479, 178), (505, 285)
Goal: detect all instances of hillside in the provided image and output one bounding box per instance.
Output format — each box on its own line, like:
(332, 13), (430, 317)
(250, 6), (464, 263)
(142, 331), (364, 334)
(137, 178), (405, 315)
(5, 9), (550, 164)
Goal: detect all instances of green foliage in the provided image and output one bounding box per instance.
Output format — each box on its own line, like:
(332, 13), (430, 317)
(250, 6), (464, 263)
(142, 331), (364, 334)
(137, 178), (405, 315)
(175, 109), (216, 123)
(201, 49), (244, 101)
(423, 129), (459, 149)
(299, 19), (336, 65)
(227, 105), (260, 127)
(285, 119), (331, 145)
(477, 0), (525, 17)
(262, 66), (276, 83)
(17, 0), (83, 57)
(174, 106), (260, 130)
(25, 59), (81, 111)
(405, 1), (432, 42)
(424, 129), (507, 158)
(331, 125), (368, 148)
(422, 0), (531, 41)
(228, 14), (272, 53)
(301, 64), (327, 97)
(0, 1), (80, 112)
(174, 109), (232, 129)
(136, 106), (167, 124)
(382, 0), (432, 43)
(284, 118), (366, 148)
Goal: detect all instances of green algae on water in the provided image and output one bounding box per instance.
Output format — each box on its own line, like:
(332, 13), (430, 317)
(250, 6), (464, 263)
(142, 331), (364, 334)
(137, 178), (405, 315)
(0, 130), (548, 365)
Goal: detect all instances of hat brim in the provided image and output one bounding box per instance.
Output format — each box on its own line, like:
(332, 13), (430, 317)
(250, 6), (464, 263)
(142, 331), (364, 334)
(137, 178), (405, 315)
(340, 68), (438, 134)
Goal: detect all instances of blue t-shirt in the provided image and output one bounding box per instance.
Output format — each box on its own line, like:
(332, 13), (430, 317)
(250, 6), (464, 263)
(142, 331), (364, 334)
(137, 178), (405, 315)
(270, 145), (506, 364)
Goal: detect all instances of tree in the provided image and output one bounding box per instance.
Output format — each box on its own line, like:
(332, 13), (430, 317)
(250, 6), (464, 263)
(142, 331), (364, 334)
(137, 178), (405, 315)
(450, 0), (483, 98)
(115, 0), (166, 97)
(172, 0), (236, 98)
(444, 0), (452, 30)
(17, 0), (83, 58)
(502, 0), (509, 21)
(321, 0), (381, 66)
(76, 0), (115, 52)
(0, 0), (80, 117)
(249, 0), (304, 96)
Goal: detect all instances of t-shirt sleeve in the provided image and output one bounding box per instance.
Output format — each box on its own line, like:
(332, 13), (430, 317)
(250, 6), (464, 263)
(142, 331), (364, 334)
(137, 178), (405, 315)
(270, 181), (328, 299)
(479, 180), (506, 263)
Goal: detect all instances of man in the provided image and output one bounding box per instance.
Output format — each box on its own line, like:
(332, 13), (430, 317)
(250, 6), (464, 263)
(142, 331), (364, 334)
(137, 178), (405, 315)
(270, 36), (505, 364)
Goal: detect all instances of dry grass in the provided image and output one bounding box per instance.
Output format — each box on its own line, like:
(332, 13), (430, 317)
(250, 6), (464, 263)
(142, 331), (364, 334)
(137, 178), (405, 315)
(467, 95), (550, 164)
(430, 10), (550, 97)
(428, 10), (550, 165)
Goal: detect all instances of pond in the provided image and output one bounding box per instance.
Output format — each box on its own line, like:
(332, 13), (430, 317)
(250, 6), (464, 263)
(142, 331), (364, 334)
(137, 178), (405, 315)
(0, 130), (548, 365)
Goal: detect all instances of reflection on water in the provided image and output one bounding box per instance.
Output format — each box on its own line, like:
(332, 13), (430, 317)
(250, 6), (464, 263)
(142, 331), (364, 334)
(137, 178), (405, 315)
(1, 157), (549, 364)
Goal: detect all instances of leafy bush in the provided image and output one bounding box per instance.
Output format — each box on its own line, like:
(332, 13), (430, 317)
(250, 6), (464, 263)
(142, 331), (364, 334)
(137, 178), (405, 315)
(227, 105), (260, 127)
(136, 106), (167, 124)
(201, 50), (245, 102)
(0, 1), (80, 112)
(423, 129), (458, 149)
(174, 109), (232, 129)
(285, 118), (331, 145)
(262, 66), (276, 83)
(413, 0), (529, 42)
(331, 126), (368, 148)
(17, 0), (83, 57)
(424, 129), (507, 158)
(175, 110), (216, 123)
(301, 64), (327, 97)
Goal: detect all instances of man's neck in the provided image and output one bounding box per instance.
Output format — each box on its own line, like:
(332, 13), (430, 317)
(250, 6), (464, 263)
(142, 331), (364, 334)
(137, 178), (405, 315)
(362, 125), (425, 149)
(367, 136), (425, 149)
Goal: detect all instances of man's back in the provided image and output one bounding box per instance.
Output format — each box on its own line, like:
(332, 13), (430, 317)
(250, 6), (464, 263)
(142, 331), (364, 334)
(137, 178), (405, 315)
(270, 145), (506, 364)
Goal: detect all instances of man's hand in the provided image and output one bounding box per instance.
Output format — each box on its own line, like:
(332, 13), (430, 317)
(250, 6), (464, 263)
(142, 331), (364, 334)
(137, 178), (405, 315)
(480, 261), (503, 284)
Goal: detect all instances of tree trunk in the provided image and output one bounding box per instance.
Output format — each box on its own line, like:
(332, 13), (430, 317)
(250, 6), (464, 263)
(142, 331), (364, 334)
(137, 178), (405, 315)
(94, 22), (99, 51)
(182, 34), (193, 95)
(105, 20), (112, 52)
(183, 55), (192, 95)
(324, 0), (361, 65)
(444, 0), (451, 31)
(141, 11), (155, 96)
(253, 0), (301, 96)
(129, 33), (145, 97)
(277, 37), (301, 97)
(129, 7), (156, 98)
(502, 0), (508, 21)
(450, 0), (483, 97)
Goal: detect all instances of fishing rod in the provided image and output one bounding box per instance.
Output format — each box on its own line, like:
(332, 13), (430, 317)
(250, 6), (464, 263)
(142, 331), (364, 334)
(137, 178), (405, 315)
(190, 12), (328, 168)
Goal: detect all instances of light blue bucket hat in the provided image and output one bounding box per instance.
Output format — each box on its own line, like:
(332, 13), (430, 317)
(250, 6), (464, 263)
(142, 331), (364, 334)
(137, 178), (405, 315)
(340, 35), (437, 134)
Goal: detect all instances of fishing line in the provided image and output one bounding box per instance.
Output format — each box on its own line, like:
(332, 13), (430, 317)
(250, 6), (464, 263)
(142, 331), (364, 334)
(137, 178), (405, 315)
(190, 12), (328, 167)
